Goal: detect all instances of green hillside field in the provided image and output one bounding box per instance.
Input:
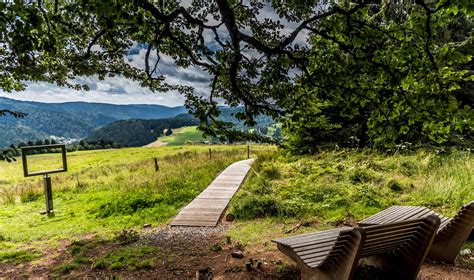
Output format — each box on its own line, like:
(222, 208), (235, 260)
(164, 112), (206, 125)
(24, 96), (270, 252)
(0, 145), (272, 245)
(158, 126), (209, 145)
(0, 146), (472, 276)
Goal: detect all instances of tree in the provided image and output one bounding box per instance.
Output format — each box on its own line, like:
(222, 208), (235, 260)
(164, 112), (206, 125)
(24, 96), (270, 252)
(0, 1), (473, 151)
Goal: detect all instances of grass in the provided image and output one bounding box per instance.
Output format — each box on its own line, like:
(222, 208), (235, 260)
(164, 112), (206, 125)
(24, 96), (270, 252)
(0, 250), (41, 264)
(52, 237), (161, 276)
(0, 145), (273, 251)
(229, 149), (473, 244)
(158, 126), (209, 145)
(90, 245), (160, 271)
(2, 145), (472, 272)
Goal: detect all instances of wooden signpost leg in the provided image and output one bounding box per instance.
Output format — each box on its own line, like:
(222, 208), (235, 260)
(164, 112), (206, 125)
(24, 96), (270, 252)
(43, 174), (53, 214)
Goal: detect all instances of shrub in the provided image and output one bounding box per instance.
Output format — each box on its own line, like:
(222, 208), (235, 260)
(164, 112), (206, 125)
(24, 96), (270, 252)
(232, 195), (283, 219)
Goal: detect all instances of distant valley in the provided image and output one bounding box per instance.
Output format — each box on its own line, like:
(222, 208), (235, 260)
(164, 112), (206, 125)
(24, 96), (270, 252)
(0, 98), (278, 148)
(0, 97), (186, 147)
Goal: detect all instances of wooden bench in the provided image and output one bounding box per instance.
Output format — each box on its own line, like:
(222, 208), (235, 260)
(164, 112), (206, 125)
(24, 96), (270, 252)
(358, 201), (474, 263)
(273, 216), (440, 280)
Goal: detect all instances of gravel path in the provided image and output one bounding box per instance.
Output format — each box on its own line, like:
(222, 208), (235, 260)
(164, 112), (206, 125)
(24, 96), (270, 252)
(143, 224), (227, 243)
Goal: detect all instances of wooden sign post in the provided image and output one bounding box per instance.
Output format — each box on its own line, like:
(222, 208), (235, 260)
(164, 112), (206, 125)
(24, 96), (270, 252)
(21, 144), (68, 215)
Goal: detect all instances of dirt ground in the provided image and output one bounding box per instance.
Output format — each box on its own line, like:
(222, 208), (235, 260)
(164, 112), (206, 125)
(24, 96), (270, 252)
(1, 225), (473, 279)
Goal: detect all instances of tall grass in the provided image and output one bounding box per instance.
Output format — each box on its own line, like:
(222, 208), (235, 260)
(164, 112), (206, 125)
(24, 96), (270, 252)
(231, 149), (473, 223)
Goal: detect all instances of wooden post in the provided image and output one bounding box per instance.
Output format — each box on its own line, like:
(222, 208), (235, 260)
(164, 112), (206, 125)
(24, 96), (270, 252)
(209, 148), (212, 160)
(43, 175), (53, 213)
(154, 158), (159, 172)
(247, 145), (250, 159)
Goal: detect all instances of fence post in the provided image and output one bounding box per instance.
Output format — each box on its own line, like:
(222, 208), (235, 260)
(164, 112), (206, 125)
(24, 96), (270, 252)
(154, 158), (159, 172)
(209, 148), (212, 160)
(247, 145), (250, 159)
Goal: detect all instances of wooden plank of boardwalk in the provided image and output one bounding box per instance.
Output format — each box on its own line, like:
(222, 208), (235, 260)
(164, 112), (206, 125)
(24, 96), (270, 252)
(171, 158), (254, 227)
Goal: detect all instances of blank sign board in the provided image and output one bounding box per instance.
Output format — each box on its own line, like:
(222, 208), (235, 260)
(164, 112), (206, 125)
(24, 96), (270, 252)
(21, 144), (68, 177)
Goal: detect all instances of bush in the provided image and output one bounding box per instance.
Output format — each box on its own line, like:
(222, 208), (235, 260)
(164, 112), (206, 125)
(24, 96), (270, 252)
(232, 195), (283, 219)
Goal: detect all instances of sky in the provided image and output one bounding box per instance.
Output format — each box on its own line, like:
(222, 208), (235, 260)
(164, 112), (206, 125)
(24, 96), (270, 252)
(0, 2), (306, 107)
(0, 48), (202, 107)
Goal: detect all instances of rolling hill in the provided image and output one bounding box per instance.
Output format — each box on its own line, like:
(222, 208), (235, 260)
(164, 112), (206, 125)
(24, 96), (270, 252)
(0, 97), (187, 147)
(86, 114), (200, 147)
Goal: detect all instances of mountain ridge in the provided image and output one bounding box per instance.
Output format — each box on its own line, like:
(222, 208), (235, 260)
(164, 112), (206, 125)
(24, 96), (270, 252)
(0, 97), (187, 147)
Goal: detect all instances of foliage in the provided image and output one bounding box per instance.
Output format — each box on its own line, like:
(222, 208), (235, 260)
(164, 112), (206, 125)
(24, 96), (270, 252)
(283, 2), (474, 151)
(2, 1), (472, 147)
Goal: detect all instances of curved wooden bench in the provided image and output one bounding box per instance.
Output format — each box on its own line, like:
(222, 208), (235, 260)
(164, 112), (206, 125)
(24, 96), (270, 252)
(358, 201), (474, 263)
(273, 216), (440, 280)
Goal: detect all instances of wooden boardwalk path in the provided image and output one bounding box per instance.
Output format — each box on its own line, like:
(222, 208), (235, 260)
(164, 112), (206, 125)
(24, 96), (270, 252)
(171, 159), (254, 227)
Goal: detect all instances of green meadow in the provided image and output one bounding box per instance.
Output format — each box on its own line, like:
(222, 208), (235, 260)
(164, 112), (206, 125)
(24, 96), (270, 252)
(0, 145), (472, 272)
(158, 126), (209, 145)
(0, 145), (272, 249)
(228, 149), (473, 245)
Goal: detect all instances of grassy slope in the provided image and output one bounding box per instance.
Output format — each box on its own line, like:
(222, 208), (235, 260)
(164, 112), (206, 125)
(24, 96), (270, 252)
(158, 126), (208, 145)
(0, 145), (272, 252)
(228, 149), (473, 245)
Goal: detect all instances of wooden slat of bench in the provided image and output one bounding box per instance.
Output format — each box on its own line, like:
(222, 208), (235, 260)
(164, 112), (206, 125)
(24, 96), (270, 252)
(360, 206), (405, 224)
(364, 229), (421, 243)
(291, 235), (345, 249)
(397, 207), (432, 221)
(361, 206), (429, 225)
(275, 227), (348, 246)
(363, 221), (425, 235)
(294, 238), (351, 253)
(365, 206), (420, 224)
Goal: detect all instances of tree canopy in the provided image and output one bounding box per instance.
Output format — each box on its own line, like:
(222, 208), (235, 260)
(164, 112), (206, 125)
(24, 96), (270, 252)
(1, 0), (473, 151)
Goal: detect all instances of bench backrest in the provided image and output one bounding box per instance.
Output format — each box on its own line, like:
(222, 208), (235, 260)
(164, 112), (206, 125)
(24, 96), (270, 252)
(359, 216), (439, 258)
(439, 201), (474, 236)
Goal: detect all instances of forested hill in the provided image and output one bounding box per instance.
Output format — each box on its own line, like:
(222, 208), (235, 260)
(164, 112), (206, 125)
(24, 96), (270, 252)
(86, 108), (279, 147)
(86, 114), (199, 147)
(0, 97), (187, 147)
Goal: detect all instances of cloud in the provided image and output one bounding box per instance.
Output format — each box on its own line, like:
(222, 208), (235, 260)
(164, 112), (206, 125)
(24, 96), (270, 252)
(0, 2), (313, 107)
(0, 78), (187, 107)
